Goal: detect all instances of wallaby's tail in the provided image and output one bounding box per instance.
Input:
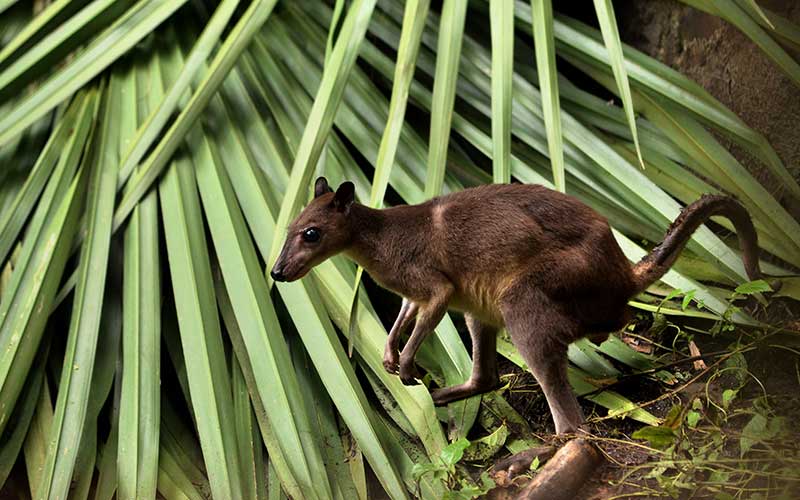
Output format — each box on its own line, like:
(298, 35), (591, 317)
(632, 194), (772, 294)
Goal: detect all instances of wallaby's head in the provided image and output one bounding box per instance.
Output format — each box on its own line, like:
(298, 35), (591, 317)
(271, 177), (356, 282)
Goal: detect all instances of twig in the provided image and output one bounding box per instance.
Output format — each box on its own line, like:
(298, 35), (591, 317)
(591, 348), (742, 421)
(581, 348), (753, 398)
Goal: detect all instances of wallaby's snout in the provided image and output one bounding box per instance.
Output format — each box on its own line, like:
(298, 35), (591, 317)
(270, 177), (356, 282)
(269, 267), (287, 282)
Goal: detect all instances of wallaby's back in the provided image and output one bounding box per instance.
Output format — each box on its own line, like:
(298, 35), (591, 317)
(363, 184), (767, 332)
(420, 184), (637, 329)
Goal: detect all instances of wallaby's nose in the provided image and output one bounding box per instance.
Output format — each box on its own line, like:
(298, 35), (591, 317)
(270, 268), (286, 282)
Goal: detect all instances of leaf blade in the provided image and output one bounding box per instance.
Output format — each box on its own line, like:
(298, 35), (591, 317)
(491, 0), (514, 184)
(592, 0), (643, 167)
(424, 0), (468, 198)
(529, 0), (565, 190)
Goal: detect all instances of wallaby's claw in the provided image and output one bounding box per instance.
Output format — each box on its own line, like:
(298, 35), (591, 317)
(398, 360), (421, 385)
(383, 347), (400, 374)
(382, 353), (399, 375)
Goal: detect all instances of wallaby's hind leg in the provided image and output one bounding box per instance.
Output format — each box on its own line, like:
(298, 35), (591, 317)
(430, 314), (500, 406)
(383, 299), (418, 374)
(500, 288), (584, 435)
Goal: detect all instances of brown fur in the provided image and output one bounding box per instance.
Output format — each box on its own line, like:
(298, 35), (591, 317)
(272, 179), (769, 434)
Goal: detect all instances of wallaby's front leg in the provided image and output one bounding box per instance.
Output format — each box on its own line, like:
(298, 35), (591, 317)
(398, 284), (453, 386)
(383, 299), (418, 374)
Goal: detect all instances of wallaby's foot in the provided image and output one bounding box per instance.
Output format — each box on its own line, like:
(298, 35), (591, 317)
(429, 379), (503, 406)
(492, 430), (589, 482)
(491, 446), (557, 481)
(398, 358), (422, 385)
(382, 348), (399, 374)
(429, 386), (464, 406)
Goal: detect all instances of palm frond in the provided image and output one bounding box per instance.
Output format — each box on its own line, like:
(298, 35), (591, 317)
(0, 1), (797, 497)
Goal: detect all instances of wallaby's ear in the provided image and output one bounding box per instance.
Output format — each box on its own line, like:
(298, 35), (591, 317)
(314, 176), (332, 198)
(332, 182), (355, 213)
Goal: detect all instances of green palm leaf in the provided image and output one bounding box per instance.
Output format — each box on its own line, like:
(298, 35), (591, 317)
(0, 0), (187, 148)
(0, 0), (123, 97)
(0, 88), (97, 438)
(424, 0), (468, 197)
(529, 0), (565, 191)
(0, 0), (87, 64)
(114, 49), (160, 500)
(490, 0), (514, 184)
(592, 0), (643, 166)
(116, 0), (240, 185)
(37, 77), (119, 500)
(195, 129), (332, 500)
(0, 94), (89, 265)
(0, 360), (43, 486)
(159, 155), (244, 499)
(113, 0), (279, 229)
(22, 358), (53, 499)
(0, 2), (797, 497)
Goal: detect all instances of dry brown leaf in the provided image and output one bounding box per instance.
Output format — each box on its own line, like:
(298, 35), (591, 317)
(689, 341), (708, 371)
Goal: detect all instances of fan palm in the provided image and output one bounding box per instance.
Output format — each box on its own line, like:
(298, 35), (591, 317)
(0, 0), (798, 498)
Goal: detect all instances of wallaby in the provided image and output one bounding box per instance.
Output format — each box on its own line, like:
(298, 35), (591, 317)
(271, 177), (771, 435)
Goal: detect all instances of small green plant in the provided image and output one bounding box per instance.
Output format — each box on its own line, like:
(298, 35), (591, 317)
(628, 382), (798, 498)
(732, 279), (774, 298)
(709, 279), (773, 336)
(624, 286), (800, 499)
(411, 437), (498, 499)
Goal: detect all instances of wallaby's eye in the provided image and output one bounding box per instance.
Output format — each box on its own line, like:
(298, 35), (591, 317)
(302, 227), (321, 243)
